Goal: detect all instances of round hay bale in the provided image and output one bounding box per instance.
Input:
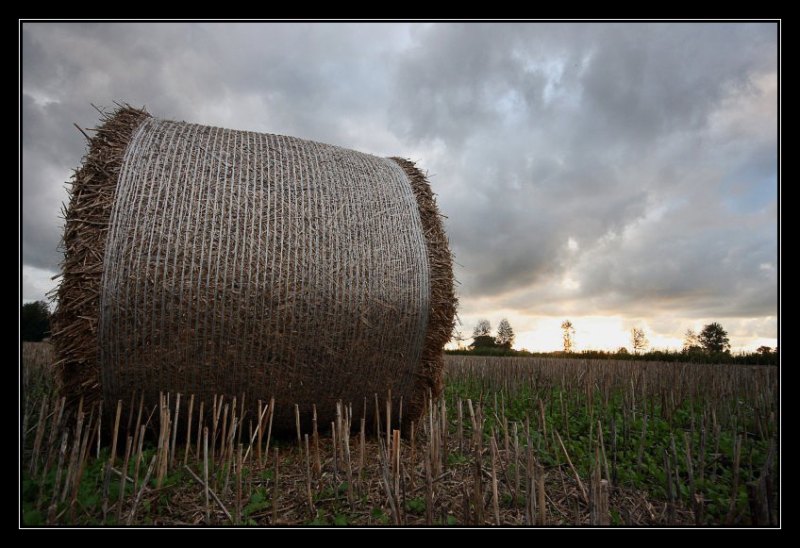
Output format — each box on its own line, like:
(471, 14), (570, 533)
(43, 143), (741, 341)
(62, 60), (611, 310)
(52, 105), (456, 430)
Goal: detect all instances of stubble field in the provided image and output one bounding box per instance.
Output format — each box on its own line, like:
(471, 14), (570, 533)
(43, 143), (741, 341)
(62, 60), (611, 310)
(21, 342), (778, 526)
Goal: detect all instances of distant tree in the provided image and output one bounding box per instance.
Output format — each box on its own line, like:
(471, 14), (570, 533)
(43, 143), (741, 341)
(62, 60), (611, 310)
(617, 346), (629, 355)
(472, 319), (492, 339)
(756, 345), (773, 356)
(631, 327), (648, 354)
(682, 329), (702, 353)
(561, 320), (575, 353)
(470, 335), (498, 349)
(496, 318), (515, 349)
(698, 322), (731, 354)
(21, 301), (51, 342)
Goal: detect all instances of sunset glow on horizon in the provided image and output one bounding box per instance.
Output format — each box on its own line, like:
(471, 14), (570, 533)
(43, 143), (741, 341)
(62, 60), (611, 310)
(451, 314), (777, 354)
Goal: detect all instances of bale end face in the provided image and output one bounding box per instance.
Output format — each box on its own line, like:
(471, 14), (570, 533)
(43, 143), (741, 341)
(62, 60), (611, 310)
(390, 157), (457, 427)
(51, 106), (151, 410)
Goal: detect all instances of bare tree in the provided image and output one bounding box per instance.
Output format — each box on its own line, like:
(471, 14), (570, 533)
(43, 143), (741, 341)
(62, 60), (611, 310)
(631, 327), (648, 354)
(561, 320), (575, 353)
(470, 319), (496, 349)
(472, 319), (492, 338)
(683, 329), (700, 352)
(496, 319), (515, 349)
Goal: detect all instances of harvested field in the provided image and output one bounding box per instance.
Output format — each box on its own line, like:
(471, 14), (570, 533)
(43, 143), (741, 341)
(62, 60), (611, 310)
(22, 344), (778, 526)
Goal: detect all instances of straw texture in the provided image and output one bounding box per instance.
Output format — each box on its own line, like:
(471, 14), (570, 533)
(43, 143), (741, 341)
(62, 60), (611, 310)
(53, 106), (455, 430)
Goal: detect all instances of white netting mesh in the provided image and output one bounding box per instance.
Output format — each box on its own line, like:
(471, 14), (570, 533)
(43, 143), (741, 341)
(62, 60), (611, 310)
(96, 118), (431, 425)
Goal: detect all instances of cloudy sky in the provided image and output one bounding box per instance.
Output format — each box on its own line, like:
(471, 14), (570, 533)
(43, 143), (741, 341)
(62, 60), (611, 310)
(21, 22), (779, 352)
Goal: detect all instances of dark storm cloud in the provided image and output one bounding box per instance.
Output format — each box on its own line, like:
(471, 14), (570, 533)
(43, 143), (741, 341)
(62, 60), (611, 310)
(22, 22), (777, 340)
(22, 94), (81, 270)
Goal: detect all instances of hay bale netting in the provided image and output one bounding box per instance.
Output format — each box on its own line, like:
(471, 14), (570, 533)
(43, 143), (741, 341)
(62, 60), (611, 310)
(52, 106), (456, 431)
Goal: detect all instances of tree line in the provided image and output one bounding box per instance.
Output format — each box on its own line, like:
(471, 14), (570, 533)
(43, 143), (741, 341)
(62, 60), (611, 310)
(449, 318), (777, 365)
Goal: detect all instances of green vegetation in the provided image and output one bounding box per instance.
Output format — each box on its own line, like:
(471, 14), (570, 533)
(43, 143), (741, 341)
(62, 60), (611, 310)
(444, 356), (777, 526)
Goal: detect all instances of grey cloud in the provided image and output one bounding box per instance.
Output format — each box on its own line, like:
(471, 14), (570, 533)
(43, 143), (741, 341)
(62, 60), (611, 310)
(390, 22), (776, 325)
(21, 22), (408, 271)
(22, 94), (86, 271)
